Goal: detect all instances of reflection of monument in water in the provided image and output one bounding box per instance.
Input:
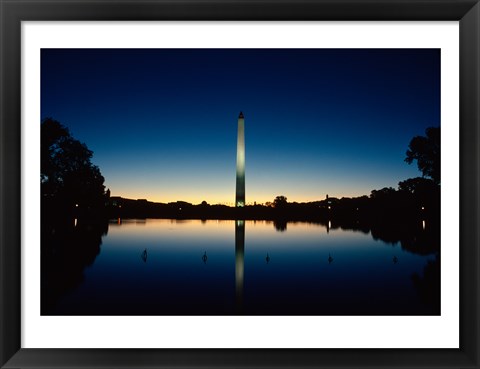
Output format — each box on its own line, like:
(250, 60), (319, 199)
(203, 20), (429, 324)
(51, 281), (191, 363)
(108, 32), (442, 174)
(235, 220), (245, 311)
(235, 112), (245, 207)
(235, 112), (246, 310)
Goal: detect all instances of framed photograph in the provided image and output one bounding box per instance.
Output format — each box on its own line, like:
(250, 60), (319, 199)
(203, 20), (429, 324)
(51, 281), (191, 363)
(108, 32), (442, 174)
(1, 0), (479, 368)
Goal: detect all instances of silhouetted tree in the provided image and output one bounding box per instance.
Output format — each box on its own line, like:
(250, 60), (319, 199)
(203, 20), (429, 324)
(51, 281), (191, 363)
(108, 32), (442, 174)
(41, 118), (107, 218)
(273, 195), (288, 208)
(398, 177), (438, 204)
(369, 187), (396, 200)
(405, 127), (440, 184)
(398, 177), (436, 195)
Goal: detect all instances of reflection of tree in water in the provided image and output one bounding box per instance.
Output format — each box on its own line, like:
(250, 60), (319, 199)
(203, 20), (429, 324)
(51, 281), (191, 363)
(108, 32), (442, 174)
(41, 218), (108, 314)
(273, 220), (287, 232)
(271, 217), (440, 257)
(412, 255), (440, 312)
(399, 227), (440, 256)
(326, 217), (440, 312)
(369, 220), (440, 255)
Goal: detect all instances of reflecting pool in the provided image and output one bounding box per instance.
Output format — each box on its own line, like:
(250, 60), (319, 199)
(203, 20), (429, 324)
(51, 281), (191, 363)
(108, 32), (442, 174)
(42, 218), (440, 315)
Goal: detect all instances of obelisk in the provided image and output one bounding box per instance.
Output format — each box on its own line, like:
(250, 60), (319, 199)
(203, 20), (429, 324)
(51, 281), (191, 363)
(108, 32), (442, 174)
(235, 112), (245, 207)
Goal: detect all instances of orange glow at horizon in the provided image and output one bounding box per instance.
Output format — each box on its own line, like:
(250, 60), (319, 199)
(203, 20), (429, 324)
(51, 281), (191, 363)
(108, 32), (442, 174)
(109, 188), (373, 206)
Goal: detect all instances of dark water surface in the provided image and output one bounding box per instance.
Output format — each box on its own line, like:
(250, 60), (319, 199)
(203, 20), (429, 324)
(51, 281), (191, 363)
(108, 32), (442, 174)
(42, 218), (440, 315)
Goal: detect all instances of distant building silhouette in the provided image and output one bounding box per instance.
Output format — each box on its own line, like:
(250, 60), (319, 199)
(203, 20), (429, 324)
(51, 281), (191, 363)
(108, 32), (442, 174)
(236, 112), (245, 207)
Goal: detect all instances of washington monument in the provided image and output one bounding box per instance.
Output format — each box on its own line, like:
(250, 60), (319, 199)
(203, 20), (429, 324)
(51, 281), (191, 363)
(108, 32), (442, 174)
(236, 112), (245, 207)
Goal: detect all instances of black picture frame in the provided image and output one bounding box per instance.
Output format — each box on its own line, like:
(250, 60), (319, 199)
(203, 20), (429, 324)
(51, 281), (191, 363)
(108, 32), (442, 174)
(1, 1), (479, 368)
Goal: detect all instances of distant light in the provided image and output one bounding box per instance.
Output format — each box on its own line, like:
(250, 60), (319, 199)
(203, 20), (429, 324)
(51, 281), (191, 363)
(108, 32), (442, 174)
(356, 208), (359, 211)
(179, 208), (182, 211)
(75, 204), (79, 207)
(422, 220), (426, 230)
(328, 206), (331, 210)
(421, 206), (425, 210)
(74, 218), (77, 227)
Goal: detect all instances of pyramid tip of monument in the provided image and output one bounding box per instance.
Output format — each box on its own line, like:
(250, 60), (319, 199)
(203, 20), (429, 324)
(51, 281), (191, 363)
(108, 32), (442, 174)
(239, 111), (244, 118)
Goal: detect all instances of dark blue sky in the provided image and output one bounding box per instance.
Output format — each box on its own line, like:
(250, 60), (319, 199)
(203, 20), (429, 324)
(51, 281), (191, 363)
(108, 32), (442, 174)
(41, 49), (440, 205)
